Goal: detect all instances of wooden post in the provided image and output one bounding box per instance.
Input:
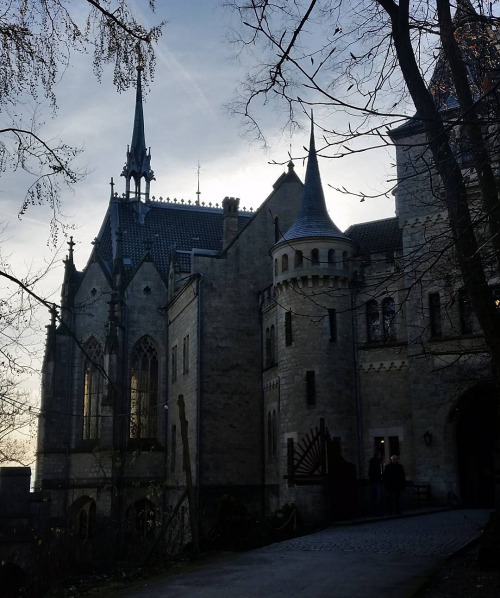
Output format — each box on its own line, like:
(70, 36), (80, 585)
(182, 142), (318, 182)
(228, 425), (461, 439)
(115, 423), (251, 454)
(287, 437), (295, 487)
(177, 394), (199, 556)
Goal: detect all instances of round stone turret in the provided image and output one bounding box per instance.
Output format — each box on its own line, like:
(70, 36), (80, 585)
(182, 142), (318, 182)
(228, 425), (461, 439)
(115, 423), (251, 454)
(272, 120), (357, 288)
(269, 118), (359, 512)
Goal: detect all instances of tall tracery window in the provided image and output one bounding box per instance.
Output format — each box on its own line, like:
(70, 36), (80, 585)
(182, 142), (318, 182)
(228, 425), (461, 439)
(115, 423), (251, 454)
(382, 298), (396, 340)
(130, 336), (159, 439)
(366, 300), (380, 342)
(83, 337), (104, 440)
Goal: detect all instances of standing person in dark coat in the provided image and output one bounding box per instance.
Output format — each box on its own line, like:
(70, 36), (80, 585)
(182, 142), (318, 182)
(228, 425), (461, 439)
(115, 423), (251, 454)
(383, 455), (406, 515)
(368, 452), (384, 515)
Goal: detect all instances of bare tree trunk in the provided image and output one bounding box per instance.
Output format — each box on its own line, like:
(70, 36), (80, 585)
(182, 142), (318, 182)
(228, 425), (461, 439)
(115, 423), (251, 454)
(178, 394), (200, 556)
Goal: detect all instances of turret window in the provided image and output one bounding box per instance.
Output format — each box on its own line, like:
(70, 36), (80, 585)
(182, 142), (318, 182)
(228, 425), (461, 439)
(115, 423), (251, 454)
(311, 248), (319, 265)
(82, 337), (104, 440)
(342, 251), (349, 269)
(328, 309), (337, 341)
(265, 326), (276, 367)
(295, 250), (303, 268)
(130, 336), (159, 439)
(285, 311), (293, 346)
(429, 293), (442, 337)
(282, 253), (289, 272)
(328, 249), (335, 265)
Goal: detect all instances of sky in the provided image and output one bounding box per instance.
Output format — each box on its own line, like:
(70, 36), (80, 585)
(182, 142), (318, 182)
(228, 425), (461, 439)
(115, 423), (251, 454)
(0, 1), (398, 400)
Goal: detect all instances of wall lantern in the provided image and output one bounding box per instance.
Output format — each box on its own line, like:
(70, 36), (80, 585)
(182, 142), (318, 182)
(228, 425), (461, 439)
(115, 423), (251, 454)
(423, 431), (433, 447)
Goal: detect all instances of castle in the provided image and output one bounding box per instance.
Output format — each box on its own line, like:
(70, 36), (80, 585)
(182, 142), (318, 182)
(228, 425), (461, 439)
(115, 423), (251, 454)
(34, 7), (499, 559)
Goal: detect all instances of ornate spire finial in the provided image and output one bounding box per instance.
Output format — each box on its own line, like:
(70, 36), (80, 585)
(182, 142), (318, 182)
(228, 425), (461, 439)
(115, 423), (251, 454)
(67, 236), (75, 264)
(121, 64), (155, 202)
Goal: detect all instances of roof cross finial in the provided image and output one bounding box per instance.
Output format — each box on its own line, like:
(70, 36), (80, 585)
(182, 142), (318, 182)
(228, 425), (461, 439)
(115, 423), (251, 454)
(196, 161), (201, 205)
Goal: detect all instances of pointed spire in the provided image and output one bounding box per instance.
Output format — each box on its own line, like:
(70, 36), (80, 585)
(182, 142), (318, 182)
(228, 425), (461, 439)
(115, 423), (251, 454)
(121, 67), (155, 202)
(278, 114), (345, 243)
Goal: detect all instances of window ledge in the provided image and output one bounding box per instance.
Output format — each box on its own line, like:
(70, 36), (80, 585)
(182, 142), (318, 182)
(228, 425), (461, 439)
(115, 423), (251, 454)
(127, 439), (163, 451)
(360, 340), (407, 350)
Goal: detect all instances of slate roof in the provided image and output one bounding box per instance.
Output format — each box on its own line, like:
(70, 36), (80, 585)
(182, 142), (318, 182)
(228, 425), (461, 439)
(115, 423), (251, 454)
(345, 217), (401, 256)
(94, 198), (253, 282)
(279, 124), (347, 243)
(390, 3), (500, 138)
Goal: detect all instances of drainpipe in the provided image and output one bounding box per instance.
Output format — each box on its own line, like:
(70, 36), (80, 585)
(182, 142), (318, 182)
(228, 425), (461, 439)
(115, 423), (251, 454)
(259, 303), (266, 516)
(163, 297), (170, 526)
(351, 283), (363, 476)
(63, 305), (76, 519)
(196, 275), (202, 519)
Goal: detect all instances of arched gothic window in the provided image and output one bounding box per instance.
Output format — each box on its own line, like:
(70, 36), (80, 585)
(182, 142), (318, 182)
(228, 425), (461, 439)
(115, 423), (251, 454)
(130, 337), (159, 439)
(342, 251), (349, 269)
(83, 337), (104, 440)
(366, 300), (381, 342)
(311, 248), (320, 266)
(125, 498), (156, 540)
(295, 250), (303, 268)
(328, 249), (335, 265)
(382, 298), (396, 340)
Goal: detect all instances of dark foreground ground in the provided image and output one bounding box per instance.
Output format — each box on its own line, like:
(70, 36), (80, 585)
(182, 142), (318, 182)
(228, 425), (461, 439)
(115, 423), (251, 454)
(48, 540), (500, 598)
(413, 541), (500, 598)
(44, 509), (498, 598)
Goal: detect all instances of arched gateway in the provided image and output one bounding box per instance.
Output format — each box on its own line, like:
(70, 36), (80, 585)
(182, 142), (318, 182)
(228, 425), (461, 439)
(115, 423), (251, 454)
(451, 383), (499, 508)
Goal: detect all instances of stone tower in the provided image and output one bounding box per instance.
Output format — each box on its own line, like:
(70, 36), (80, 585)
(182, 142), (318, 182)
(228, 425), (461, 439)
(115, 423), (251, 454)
(270, 119), (358, 516)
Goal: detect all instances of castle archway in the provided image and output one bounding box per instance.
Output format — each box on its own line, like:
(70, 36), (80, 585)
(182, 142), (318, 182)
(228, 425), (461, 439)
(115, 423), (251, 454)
(451, 383), (498, 508)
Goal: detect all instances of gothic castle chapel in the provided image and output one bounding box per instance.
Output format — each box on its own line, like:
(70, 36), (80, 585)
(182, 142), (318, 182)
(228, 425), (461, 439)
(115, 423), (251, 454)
(36, 6), (499, 553)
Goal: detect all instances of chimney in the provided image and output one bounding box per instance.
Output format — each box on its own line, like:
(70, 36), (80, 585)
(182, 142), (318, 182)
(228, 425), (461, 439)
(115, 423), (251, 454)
(222, 196), (240, 250)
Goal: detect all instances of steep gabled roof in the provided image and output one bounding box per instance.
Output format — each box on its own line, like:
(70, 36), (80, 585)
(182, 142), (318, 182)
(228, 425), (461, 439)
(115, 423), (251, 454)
(345, 217), (401, 255)
(93, 199), (253, 283)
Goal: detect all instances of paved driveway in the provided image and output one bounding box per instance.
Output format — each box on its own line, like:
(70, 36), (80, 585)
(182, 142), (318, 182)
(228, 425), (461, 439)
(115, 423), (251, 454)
(121, 509), (491, 598)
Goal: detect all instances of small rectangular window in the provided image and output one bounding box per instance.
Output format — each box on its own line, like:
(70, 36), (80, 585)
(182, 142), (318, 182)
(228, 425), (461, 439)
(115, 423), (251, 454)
(328, 309), (337, 341)
(306, 370), (316, 406)
(183, 335), (189, 374)
(171, 345), (178, 383)
(458, 289), (473, 335)
(429, 293), (442, 337)
(285, 311), (292, 346)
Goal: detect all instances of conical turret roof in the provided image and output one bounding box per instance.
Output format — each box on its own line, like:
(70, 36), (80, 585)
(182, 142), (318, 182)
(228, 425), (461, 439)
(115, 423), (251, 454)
(278, 119), (347, 243)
